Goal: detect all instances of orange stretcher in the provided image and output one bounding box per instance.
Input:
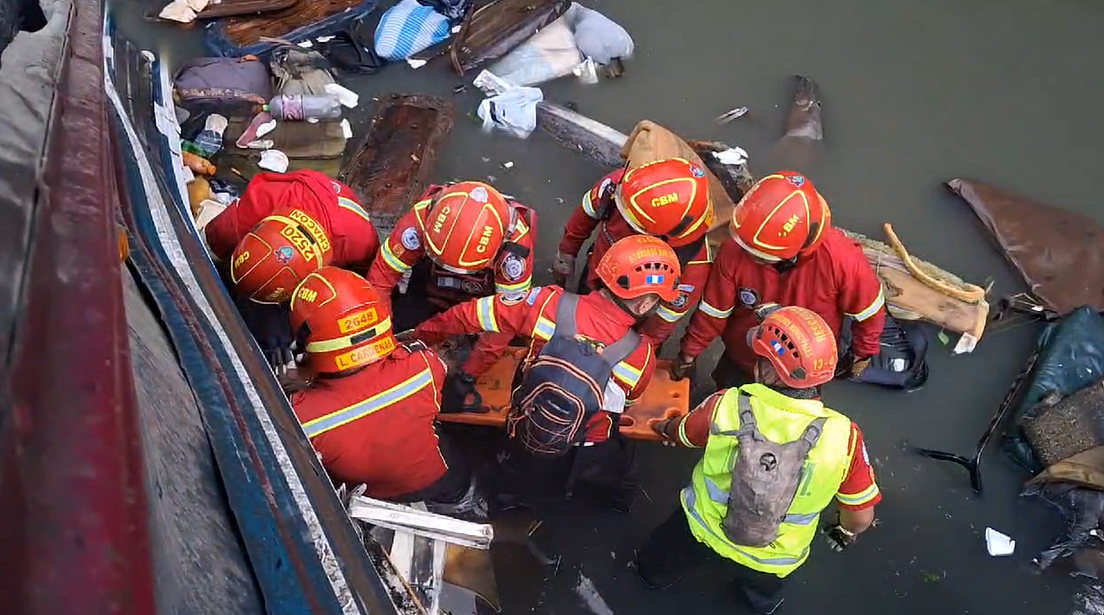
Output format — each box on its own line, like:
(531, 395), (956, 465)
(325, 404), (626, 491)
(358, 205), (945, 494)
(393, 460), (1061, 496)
(436, 347), (690, 442)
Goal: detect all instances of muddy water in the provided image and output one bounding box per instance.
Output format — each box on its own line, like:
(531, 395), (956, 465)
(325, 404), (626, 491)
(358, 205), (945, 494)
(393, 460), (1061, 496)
(111, 0), (1104, 613)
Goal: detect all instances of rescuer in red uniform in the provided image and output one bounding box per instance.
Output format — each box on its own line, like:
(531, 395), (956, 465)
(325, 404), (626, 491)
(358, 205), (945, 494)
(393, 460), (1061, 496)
(287, 267), (482, 516)
(552, 158), (714, 346)
(368, 180), (536, 379)
(672, 171), (886, 387)
(414, 235), (682, 513)
(200, 170), (379, 365)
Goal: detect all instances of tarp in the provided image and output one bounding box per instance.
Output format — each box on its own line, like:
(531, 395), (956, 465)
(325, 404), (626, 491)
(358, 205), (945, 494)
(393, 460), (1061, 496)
(1005, 306), (1104, 472)
(948, 178), (1104, 316)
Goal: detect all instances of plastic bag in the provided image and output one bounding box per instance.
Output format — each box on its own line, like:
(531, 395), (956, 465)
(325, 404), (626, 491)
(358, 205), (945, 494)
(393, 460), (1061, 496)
(375, 0), (451, 61)
(476, 85), (544, 139)
(565, 3), (633, 65)
(488, 16), (583, 87)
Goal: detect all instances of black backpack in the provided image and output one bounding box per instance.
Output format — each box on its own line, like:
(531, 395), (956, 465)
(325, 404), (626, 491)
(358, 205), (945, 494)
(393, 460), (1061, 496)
(508, 294), (641, 457)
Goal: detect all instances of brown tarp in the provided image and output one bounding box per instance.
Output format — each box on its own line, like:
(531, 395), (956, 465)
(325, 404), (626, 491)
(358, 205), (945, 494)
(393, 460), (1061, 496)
(947, 178), (1104, 315)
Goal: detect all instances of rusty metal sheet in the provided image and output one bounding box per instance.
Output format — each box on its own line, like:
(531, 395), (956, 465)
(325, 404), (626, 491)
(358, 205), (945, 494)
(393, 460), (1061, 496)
(339, 93), (454, 239)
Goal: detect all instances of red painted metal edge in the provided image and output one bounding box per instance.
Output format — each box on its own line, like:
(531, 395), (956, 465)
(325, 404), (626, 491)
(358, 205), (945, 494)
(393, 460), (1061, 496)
(0, 0), (157, 612)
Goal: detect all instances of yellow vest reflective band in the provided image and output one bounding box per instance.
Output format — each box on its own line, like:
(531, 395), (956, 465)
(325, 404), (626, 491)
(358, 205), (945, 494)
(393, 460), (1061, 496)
(680, 383), (853, 577)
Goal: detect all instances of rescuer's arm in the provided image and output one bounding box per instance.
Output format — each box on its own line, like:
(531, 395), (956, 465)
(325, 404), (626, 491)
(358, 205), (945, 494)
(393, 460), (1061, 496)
(839, 253), (887, 376)
(367, 210), (426, 316)
(554, 172), (619, 285)
(415, 287), (548, 347)
(672, 243), (740, 379)
(824, 423), (881, 550)
(651, 390), (728, 448)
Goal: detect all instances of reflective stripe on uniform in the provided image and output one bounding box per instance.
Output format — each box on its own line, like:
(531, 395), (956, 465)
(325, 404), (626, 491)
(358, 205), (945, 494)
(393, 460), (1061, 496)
(656, 303), (687, 323)
(581, 190), (600, 219)
(301, 368), (435, 438)
(337, 196), (371, 222)
(698, 300), (733, 319)
(846, 288), (886, 322)
(533, 317), (556, 340)
(380, 241), (411, 273)
(836, 483), (880, 507)
(475, 296), (500, 333)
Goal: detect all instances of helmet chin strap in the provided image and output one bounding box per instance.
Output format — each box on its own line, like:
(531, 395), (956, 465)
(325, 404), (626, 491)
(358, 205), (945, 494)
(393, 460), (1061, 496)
(770, 219), (821, 273)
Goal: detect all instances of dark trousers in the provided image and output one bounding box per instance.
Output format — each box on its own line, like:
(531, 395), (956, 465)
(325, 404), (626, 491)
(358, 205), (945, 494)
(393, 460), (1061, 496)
(494, 434), (639, 512)
(635, 509), (789, 614)
(392, 431), (473, 506)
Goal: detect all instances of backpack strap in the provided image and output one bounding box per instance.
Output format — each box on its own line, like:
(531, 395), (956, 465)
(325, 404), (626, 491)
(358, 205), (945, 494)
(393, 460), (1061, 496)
(799, 417), (829, 451)
(601, 329), (642, 370)
(553, 292), (580, 339)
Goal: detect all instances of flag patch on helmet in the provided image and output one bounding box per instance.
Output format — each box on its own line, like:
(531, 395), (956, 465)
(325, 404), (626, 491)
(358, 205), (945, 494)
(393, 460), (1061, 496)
(788, 174), (806, 187)
(689, 164), (705, 178)
(771, 340), (785, 355)
(470, 186), (489, 202)
(275, 246), (294, 264)
(645, 274), (665, 285)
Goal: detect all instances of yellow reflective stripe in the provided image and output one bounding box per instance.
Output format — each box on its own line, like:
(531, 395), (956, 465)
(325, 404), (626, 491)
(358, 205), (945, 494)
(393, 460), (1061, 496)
(496, 276), (532, 294)
(699, 300), (732, 319)
(533, 317), (555, 340)
(305, 317), (393, 353)
(337, 196), (371, 223)
(612, 358), (643, 388)
(836, 483), (880, 507)
(581, 191), (599, 218)
(380, 241), (411, 273)
(656, 303), (686, 323)
(302, 368), (434, 437)
(677, 417), (697, 448)
(846, 288), (885, 322)
(475, 296), (499, 333)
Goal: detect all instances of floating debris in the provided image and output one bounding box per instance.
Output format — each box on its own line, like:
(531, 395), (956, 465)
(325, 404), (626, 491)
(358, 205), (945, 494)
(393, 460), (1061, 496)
(714, 106), (749, 124)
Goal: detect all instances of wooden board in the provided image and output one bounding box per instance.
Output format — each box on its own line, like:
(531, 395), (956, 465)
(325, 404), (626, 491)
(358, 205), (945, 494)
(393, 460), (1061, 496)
(339, 93), (454, 239)
(436, 347), (690, 442)
(196, 0), (299, 20)
(449, 0), (570, 75)
(620, 120), (741, 251)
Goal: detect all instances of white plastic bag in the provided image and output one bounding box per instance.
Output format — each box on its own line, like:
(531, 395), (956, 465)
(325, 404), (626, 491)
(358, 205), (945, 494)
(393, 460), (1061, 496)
(566, 4), (634, 65)
(476, 84), (544, 139)
(488, 16), (583, 87)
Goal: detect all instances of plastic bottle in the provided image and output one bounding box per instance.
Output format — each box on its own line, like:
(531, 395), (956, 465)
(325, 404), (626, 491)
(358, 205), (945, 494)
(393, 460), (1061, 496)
(265, 94), (343, 121)
(182, 114), (228, 159)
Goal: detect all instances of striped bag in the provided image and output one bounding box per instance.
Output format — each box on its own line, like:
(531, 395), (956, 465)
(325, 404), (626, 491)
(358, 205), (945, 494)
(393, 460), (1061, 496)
(374, 0), (451, 61)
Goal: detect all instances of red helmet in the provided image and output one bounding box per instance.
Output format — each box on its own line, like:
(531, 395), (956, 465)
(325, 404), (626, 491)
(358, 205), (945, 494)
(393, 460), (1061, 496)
(596, 235), (681, 303)
(230, 210), (333, 304)
(423, 181), (510, 272)
(729, 171), (831, 262)
(747, 306), (838, 388)
(289, 267), (396, 374)
(616, 158), (713, 247)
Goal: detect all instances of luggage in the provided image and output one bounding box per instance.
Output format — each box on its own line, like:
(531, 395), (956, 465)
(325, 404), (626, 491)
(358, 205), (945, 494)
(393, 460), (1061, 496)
(173, 56), (272, 117)
(507, 294), (640, 456)
(374, 0), (451, 61)
(339, 93), (454, 238)
(839, 314), (930, 392)
(205, 0), (381, 58)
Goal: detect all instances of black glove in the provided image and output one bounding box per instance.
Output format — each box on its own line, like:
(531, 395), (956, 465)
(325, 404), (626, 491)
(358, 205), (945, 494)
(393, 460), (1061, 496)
(441, 371), (484, 414)
(823, 523), (857, 552)
(266, 346), (295, 376)
(669, 354), (695, 381)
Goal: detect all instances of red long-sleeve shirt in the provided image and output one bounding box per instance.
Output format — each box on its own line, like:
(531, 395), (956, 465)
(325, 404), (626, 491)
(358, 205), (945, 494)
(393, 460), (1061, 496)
(414, 286), (656, 443)
(291, 342), (450, 499)
(680, 229), (886, 374)
(369, 187), (537, 375)
(558, 169), (713, 345)
(204, 170), (379, 269)
(669, 388), (882, 511)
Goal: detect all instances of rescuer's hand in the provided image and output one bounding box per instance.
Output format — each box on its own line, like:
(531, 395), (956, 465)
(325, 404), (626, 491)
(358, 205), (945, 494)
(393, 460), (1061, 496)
(551, 251), (576, 288)
(649, 418), (678, 447)
(441, 371), (484, 414)
(823, 523), (857, 552)
(669, 353), (695, 381)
